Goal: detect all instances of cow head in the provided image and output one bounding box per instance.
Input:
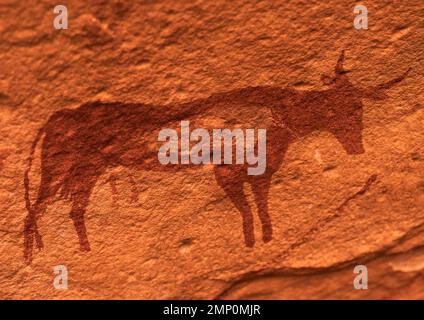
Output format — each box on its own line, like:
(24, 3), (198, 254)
(321, 50), (410, 155)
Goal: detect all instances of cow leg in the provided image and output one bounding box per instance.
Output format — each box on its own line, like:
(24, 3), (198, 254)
(251, 174), (273, 243)
(24, 170), (62, 263)
(68, 166), (102, 252)
(69, 191), (93, 252)
(214, 166), (255, 247)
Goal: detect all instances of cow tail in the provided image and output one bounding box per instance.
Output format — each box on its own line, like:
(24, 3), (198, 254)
(23, 123), (47, 263)
(24, 125), (46, 215)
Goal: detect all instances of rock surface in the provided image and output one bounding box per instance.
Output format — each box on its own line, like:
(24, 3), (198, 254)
(0, 0), (423, 299)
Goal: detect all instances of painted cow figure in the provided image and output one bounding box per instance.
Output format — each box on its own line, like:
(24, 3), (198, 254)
(23, 51), (410, 263)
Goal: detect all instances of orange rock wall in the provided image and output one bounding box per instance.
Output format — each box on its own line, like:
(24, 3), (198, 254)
(0, 0), (423, 299)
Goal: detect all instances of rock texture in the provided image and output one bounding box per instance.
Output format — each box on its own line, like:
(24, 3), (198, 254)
(0, 0), (423, 299)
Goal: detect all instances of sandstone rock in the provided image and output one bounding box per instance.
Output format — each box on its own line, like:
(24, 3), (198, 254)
(0, 0), (422, 299)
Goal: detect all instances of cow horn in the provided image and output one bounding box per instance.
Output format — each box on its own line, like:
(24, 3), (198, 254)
(335, 50), (345, 75)
(377, 67), (411, 90)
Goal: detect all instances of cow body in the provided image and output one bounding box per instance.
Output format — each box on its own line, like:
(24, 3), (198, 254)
(23, 51), (410, 263)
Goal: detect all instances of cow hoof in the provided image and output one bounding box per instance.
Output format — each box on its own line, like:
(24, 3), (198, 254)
(263, 236), (272, 243)
(244, 239), (255, 248)
(80, 243), (91, 252)
(263, 233), (272, 243)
